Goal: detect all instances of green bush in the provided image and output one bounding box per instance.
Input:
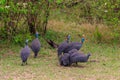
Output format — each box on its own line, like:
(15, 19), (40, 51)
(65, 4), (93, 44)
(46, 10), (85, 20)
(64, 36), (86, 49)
(13, 33), (32, 47)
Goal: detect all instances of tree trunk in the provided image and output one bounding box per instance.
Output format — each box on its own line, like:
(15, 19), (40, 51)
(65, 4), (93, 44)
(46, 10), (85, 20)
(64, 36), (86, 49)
(27, 14), (36, 34)
(43, 0), (50, 35)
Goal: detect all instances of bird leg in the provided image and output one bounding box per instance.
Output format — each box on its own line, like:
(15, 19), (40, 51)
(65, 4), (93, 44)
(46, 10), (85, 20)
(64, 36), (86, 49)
(34, 56), (37, 58)
(76, 62), (78, 65)
(21, 62), (24, 66)
(26, 62), (28, 65)
(34, 53), (37, 58)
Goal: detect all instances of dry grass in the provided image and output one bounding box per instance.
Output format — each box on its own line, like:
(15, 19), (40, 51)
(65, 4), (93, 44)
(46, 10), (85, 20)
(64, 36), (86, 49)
(48, 20), (114, 43)
(48, 20), (83, 33)
(48, 20), (110, 33)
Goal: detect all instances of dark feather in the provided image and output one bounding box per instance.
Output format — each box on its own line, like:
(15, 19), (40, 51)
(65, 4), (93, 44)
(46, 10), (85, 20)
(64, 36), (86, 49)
(45, 39), (59, 48)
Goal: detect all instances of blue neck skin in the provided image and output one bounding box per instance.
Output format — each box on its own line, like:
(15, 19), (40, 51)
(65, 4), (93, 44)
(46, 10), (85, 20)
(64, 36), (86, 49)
(81, 38), (85, 43)
(35, 33), (39, 38)
(25, 42), (28, 45)
(25, 40), (28, 45)
(67, 35), (71, 43)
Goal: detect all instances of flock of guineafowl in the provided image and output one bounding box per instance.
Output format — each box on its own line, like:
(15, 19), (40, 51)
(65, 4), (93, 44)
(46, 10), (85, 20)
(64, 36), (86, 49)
(20, 32), (91, 66)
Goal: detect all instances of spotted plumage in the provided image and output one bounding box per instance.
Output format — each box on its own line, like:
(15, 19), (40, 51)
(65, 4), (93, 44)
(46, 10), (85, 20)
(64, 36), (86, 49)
(31, 32), (41, 58)
(20, 40), (30, 66)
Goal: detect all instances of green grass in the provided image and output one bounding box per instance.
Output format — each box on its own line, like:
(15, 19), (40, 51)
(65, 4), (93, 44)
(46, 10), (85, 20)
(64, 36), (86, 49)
(0, 42), (120, 80)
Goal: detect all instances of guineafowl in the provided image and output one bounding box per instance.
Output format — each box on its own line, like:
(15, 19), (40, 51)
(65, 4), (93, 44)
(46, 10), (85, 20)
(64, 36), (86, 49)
(59, 49), (91, 66)
(59, 49), (78, 66)
(63, 37), (85, 54)
(31, 32), (41, 58)
(20, 40), (30, 66)
(57, 35), (71, 57)
(69, 51), (91, 65)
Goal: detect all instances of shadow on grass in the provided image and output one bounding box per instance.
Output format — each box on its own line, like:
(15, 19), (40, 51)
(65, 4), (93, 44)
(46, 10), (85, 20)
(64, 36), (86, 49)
(56, 63), (86, 68)
(89, 60), (100, 62)
(56, 59), (101, 68)
(71, 64), (86, 68)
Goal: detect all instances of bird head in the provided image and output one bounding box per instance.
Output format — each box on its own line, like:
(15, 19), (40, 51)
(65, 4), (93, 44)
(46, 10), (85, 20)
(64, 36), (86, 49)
(25, 39), (29, 45)
(81, 37), (85, 43)
(67, 34), (71, 43)
(87, 53), (91, 57)
(35, 32), (39, 38)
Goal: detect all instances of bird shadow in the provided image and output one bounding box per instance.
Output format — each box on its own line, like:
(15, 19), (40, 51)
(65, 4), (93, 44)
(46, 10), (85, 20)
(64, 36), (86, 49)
(89, 60), (100, 63)
(71, 64), (86, 68)
(56, 63), (86, 68)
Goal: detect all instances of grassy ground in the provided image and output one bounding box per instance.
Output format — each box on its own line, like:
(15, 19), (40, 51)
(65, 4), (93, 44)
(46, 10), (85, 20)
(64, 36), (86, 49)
(1, 20), (120, 80)
(0, 42), (120, 80)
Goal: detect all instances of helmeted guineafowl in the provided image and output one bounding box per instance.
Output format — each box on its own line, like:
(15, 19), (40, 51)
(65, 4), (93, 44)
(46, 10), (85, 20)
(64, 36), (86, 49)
(59, 49), (91, 66)
(20, 40), (30, 66)
(57, 35), (71, 57)
(69, 50), (91, 65)
(31, 32), (41, 58)
(63, 37), (85, 54)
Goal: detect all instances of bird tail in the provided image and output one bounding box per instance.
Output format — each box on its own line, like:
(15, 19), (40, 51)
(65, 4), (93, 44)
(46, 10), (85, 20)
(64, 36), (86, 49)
(45, 39), (59, 48)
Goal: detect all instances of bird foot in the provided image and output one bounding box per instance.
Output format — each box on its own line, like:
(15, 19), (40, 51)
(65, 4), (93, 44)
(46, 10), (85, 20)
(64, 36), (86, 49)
(21, 63), (24, 66)
(34, 56), (37, 58)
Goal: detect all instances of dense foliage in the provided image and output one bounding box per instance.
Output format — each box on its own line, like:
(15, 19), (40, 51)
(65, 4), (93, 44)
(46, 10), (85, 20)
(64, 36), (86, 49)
(0, 0), (120, 44)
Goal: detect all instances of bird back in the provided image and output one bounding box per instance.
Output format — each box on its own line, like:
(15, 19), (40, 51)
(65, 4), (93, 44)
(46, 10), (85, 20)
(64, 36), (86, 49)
(63, 42), (82, 53)
(20, 45), (30, 62)
(70, 51), (90, 63)
(57, 41), (69, 56)
(31, 38), (41, 53)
